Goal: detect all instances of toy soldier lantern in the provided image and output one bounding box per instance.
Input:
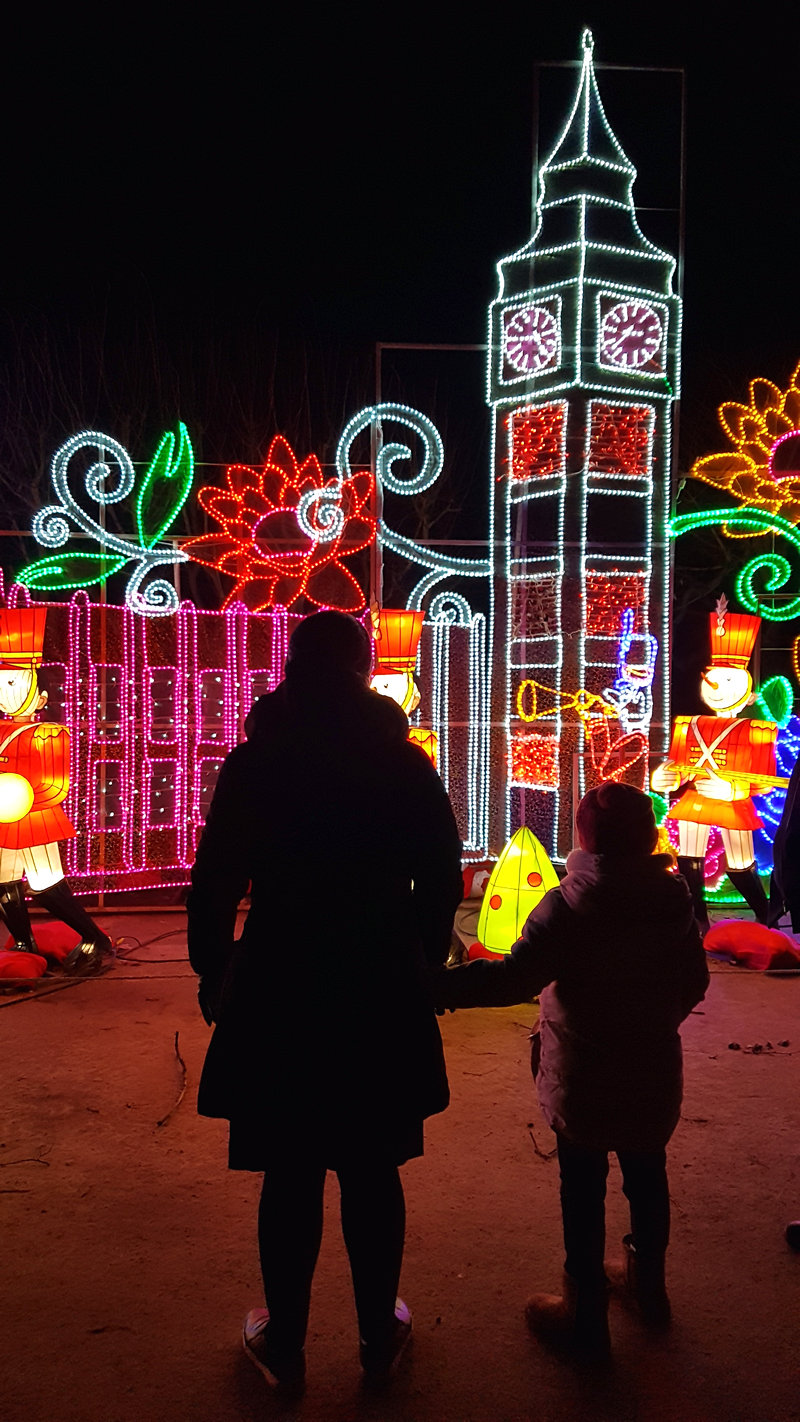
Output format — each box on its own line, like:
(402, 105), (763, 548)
(369, 608), (438, 765)
(0, 609), (111, 971)
(651, 597), (778, 932)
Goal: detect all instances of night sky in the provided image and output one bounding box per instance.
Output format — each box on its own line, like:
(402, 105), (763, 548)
(2, 3), (800, 684)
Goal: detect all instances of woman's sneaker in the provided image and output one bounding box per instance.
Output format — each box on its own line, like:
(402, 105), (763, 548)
(242, 1308), (306, 1393)
(359, 1299), (412, 1383)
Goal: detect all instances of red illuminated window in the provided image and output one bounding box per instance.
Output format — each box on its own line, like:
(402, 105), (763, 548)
(511, 733), (559, 788)
(588, 404), (653, 477)
(509, 405), (566, 482)
(585, 573), (647, 636)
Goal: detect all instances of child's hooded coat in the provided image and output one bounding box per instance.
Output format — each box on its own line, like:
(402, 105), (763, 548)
(439, 850), (709, 1151)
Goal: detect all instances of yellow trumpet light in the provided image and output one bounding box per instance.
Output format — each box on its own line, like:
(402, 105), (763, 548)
(0, 772), (35, 824)
(476, 827), (559, 955)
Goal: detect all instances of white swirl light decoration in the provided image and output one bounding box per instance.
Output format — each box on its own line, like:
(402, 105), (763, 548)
(125, 551), (187, 616)
(296, 484), (345, 544)
(427, 591), (475, 627)
(23, 428), (192, 618)
(336, 402), (444, 495)
(32, 506), (70, 548)
(84, 458), (135, 504)
(45, 431), (139, 558)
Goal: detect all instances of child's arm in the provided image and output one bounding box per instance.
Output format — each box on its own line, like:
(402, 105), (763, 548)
(433, 890), (566, 1010)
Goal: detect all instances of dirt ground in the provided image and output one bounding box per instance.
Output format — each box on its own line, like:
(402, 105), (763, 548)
(2, 907), (799, 1422)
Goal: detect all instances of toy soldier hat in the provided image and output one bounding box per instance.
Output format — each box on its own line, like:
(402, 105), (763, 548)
(0, 608), (47, 668)
(371, 608), (425, 675)
(708, 595), (759, 669)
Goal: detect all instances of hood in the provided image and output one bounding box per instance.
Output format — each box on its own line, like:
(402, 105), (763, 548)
(244, 677), (410, 755)
(559, 847), (693, 928)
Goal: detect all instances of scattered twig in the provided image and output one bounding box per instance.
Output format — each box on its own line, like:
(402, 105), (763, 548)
(0, 1187), (31, 1193)
(0, 978), (85, 1007)
(0, 1145), (51, 1168)
(156, 1031), (188, 1128)
(527, 1125), (557, 1161)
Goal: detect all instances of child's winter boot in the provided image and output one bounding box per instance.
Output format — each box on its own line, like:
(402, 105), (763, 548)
(524, 1272), (610, 1360)
(608, 1235), (671, 1327)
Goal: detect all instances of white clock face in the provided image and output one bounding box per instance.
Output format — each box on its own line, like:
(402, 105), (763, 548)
(503, 306), (559, 374)
(600, 301), (663, 369)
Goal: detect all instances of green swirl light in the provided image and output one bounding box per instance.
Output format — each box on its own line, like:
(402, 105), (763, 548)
(670, 506), (800, 622)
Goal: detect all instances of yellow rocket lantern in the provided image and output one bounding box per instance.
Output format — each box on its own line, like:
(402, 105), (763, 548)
(475, 826), (559, 955)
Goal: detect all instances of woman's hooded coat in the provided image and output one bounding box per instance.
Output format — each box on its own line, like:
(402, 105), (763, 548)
(187, 670), (463, 1156)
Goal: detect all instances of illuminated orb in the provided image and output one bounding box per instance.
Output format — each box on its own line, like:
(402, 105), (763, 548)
(0, 772), (35, 823)
(476, 826), (559, 955)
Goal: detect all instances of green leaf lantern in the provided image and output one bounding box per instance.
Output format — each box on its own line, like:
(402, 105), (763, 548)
(16, 552), (128, 591)
(136, 423), (194, 550)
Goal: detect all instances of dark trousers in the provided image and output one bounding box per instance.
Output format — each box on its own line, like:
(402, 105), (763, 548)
(555, 1133), (670, 1285)
(257, 1149), (405, 1356)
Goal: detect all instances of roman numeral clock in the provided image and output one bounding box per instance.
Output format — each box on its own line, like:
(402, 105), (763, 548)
(486, 30), (681, 859)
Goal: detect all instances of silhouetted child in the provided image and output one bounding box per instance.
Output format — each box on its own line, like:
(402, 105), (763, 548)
(437, 783), (708, 1357)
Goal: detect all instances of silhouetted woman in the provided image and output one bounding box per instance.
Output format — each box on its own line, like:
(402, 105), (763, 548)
(187, 611), (462, 1391)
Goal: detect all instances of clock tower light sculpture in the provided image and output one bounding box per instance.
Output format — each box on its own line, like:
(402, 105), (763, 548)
(487, 29), (681, 858)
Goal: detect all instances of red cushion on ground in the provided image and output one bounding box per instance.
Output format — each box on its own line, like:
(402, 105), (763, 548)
(0, 949), (48, 978)
(462, 862), (493, 899)
(3, 921), (80, 964)
(704, 919), (800, 971)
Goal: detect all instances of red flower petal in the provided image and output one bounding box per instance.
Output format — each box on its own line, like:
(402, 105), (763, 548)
(226, 464), (262, 497)
(305, 560), (366, 611)
(345, 470), (376, 511)
(184, 533), (245, 572)
(259, 467), (285, 508)
(233, 577), (281, 612)
(197, 488), (243, 523)
(272, 573), (307, 607)
(253, 508), (312, 559)
(241, 489), (273, 520)
(264, 436), (301, 485)
(296, 453), (325, 493)
(338, 514), (377, 553)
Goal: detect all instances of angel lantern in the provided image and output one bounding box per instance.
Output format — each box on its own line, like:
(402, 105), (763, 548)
(651, 597), (780, 932)
(0, 609), (111, 971)
(369, 607), (438, 764)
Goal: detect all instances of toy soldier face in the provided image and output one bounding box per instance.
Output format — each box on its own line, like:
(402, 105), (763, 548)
(0, 667), (37, 716)
(370, 670), (420, 715)
(700, 664), (752, 715)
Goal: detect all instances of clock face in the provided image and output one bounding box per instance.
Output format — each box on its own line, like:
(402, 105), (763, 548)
(600, 301), (663, 369)
(503, 306), (559, 374)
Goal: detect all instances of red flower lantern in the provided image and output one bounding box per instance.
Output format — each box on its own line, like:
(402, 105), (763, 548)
(185, 435), (376, 612)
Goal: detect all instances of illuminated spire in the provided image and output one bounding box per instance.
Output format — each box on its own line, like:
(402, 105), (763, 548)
(499, 29), (676, 301)
(543, 29), (635, 186)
